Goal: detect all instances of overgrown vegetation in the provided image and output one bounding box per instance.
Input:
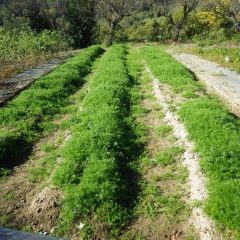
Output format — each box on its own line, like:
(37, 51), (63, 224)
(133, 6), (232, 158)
(191, 46), (240, 73)
(1, 0), (239, 49)
(0, 45), (103, 172)
(0, 28), (71, 65)
(0, 27), (72, 80)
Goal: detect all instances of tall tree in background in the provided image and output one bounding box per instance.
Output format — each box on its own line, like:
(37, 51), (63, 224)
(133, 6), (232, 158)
(0, 0), (96, 47)
(215, 0), (240, 31)
(96, 0), (143, 45)
(158, 0), (199, 41)
(65, 0), (96, 47)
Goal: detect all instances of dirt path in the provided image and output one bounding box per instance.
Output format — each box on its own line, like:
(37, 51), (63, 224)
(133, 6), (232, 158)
(146, 66), (220, 240)
(0, 50), (80, 106)
(0, 127), (69, 234)
(167, 50), (240, 116)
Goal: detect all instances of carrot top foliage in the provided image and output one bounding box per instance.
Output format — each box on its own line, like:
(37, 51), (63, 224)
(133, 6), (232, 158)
(53, 45), (142, 238)
(140, 46), (202, 98)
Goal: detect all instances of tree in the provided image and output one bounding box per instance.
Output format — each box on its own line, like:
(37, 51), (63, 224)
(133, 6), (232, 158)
(96, 0), (143, 45)
(156, 0), (200, 41)
(215, 0), (240, 31)
(65, 0), (96, 47)
(0, 0), (96, 47)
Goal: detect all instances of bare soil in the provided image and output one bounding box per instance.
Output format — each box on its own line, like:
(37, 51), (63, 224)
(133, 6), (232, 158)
(0, 124), (68, 235)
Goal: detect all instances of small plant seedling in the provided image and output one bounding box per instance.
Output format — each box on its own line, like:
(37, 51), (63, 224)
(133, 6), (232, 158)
(156, 146), (184, 166)
(156, 125), (173, 137)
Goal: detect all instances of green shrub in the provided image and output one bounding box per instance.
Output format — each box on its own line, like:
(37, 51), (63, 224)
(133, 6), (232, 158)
(126, 17), (171, 43)
(0, 27), (72, 65)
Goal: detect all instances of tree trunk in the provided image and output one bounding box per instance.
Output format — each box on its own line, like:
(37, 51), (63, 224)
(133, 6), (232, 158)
(106, 22), (116, 46)
(172, 25), (181, 42)
(230, 13), (240, 32)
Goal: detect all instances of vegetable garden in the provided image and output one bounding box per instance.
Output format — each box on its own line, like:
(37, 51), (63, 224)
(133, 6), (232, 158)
(1, 44), (240, 240)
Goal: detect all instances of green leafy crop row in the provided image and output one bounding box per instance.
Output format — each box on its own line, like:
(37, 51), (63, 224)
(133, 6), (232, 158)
(179, 97), (240, 232)
(0, 45), (103, 170)
(142, 46), (240, 234)
(140, 46), (202, 98)
(53, 45), (135, 237)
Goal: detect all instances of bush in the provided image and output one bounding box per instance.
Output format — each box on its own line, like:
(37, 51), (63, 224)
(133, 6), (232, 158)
(126, 17), (171, 43)
(0, 27), (73, 65)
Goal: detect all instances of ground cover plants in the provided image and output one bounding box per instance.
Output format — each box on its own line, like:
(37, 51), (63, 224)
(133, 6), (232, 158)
(53, 44), (143, 239)
(0, 45), (103, 173)
(1, 42), (240, 239)
(142, 46), (240, 237)
(120, 47), (194, 239)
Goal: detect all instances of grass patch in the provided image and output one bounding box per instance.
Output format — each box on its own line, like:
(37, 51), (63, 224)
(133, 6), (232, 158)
(156, 125), (173, 137)
(156, 146), (184, 166)
(192, 46), (240, 73)
(136, 184), (185, 219)
(28, 153), (59, 183)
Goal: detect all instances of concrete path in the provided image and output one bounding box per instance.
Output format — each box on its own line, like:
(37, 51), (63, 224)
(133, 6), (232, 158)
(0, 50), (80, 106)
(168, 50), (240, 116)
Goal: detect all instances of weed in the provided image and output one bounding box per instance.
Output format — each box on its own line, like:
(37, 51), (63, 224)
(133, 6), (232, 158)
(156, 146), (184, 166)
(3, 192), (15, 201)
(156, 125), (173, 137)
(0, 215), (10, 226)
(0, 168), (11, 178)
